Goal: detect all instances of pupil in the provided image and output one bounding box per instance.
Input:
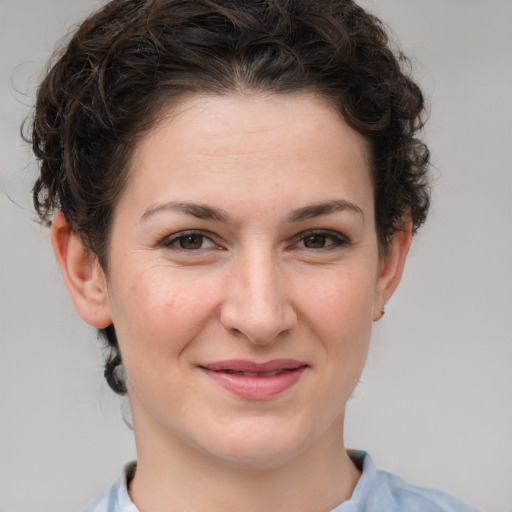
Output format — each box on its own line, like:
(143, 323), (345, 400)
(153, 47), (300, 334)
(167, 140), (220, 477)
(180, 235), (202, 249)
(305, 235), (326, 248)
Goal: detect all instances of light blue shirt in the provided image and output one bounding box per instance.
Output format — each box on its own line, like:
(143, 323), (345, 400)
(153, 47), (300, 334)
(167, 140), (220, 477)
(83, 451), (480, 512)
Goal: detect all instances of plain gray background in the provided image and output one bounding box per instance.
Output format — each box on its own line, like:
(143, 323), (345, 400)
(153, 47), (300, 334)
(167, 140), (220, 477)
(1, 1), (511, 511)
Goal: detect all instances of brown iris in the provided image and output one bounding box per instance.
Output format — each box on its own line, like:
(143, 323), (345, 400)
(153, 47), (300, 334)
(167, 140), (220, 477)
(303, 234), (327, 248)
(179, 235), (203, 249)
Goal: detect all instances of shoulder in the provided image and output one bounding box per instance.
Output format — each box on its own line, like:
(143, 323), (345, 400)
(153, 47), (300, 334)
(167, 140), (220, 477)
(332, 451), (481, 512)
(369, 469), (479, 512)
(82, 463), (139, 512)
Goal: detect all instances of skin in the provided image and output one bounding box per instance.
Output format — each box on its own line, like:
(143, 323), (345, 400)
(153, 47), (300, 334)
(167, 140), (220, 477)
(51, 93), (411, 512)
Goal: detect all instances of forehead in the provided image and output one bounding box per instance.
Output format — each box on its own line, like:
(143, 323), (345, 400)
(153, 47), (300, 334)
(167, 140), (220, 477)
(144, 92), (370, 164)
(122, 92), (374, 221)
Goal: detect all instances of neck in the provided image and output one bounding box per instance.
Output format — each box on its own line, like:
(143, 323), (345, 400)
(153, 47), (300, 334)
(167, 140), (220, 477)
(129, 410), (360, 512)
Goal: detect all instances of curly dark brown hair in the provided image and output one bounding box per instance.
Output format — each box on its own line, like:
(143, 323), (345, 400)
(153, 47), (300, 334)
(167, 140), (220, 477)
(28, 0), (430, 395)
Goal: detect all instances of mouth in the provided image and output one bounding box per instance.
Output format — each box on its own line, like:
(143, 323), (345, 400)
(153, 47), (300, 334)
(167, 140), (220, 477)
(198, 359), (308, 400)
(220, 369), (293, 377)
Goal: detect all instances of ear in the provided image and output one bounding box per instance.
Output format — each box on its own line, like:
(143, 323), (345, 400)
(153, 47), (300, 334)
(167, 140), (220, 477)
(373, 220), (413, 321)
(50, 212), (112, 328)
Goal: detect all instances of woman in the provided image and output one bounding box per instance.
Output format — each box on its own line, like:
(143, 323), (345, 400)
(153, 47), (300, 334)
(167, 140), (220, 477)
(27, 0), (479, 510)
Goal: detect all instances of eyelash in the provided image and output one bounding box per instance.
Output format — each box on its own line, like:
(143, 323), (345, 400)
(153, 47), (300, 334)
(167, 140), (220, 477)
(159, 229), (351, 252)
(291, 230), (351, 251)
(159, 230), (219, 251)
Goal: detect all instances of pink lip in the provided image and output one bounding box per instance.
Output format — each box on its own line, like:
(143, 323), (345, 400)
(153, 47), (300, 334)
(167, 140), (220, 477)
(199, 359), (308, 400)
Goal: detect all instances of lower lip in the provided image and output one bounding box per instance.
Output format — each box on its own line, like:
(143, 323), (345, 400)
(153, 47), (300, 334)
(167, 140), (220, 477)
(201, 367), (307, 400)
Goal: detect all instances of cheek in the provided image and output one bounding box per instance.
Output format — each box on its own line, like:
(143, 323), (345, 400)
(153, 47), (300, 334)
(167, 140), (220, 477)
(108, 267), (221, 366)
(299, 266), (376, 338)
(298, 266), (375, 394)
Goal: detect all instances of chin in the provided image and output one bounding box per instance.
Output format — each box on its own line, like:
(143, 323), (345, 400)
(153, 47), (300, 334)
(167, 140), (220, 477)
(195, 415), (322, 471)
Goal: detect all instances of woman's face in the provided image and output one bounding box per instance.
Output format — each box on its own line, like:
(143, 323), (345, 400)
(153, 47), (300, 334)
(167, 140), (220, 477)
(70, 93), (408, 469)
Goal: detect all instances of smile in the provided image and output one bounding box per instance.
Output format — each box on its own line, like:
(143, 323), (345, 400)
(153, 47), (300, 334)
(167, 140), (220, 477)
(199, 359), (308, 400)
(223, 369), (288, 377)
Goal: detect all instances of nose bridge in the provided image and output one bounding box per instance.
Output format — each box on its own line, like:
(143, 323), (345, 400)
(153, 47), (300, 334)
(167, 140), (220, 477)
(220, 246), (296, 344)
(244, 250), (281, 318)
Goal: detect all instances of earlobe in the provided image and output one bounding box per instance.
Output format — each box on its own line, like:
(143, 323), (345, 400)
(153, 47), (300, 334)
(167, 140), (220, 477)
(373, 221), (413, 321)
(50, 212), (112, 328)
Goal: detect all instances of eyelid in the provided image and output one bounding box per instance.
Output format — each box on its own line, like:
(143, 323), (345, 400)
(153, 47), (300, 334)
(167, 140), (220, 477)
(291, 229), (352, 249)
(158, 230), (221, 250)
(155, 228), (350, 251)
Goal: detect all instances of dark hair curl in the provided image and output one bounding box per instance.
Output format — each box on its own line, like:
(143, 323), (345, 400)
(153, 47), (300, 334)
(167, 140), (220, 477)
(28, 0), (430, 395)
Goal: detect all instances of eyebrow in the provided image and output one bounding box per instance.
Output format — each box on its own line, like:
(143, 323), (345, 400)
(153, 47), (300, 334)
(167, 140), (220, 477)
(140, 201), (231, 223)
(287, 200), (364, 223)
(140, 199), (364, 224)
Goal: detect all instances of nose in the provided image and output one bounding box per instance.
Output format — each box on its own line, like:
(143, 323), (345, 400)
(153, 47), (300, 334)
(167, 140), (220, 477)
(219, 252), (298, 345)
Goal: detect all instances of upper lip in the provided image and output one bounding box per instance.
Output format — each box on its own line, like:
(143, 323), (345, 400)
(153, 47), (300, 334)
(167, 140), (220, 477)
(200, 359), (307, 373)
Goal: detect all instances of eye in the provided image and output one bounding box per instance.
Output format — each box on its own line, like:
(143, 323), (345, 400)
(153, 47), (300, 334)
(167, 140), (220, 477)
(295, 230), (350, 250)
(301, 234), (329, 249)
(162, 231), (217, 250)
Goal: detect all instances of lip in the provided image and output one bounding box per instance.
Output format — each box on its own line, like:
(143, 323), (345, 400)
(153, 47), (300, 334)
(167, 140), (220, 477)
(199, 359), (308, 400)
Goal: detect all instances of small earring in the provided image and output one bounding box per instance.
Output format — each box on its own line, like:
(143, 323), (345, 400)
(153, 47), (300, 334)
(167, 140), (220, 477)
(381, 304), (387, 316)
